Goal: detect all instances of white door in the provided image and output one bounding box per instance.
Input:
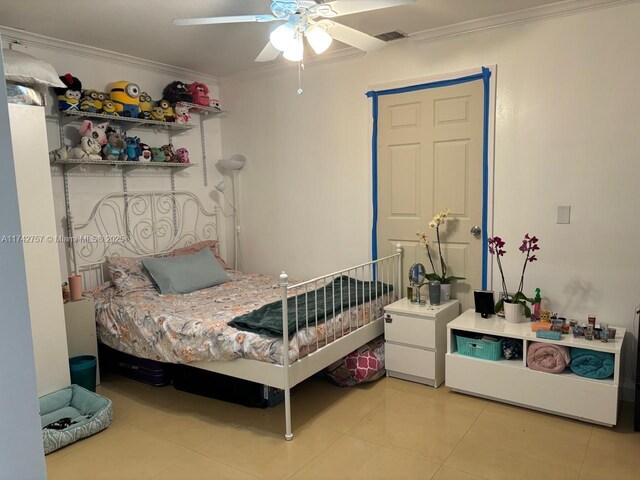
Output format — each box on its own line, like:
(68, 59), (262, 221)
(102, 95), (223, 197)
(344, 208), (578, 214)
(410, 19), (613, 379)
(377, 79), (485, 310)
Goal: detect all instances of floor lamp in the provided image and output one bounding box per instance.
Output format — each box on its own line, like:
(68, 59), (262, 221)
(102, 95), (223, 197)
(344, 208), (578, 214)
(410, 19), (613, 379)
(215, 154), (246, 270)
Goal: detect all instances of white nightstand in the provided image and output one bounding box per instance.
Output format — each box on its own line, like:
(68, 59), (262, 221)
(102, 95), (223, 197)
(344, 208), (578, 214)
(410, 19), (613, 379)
(63, 297), (99, 385)
(384, 298), (460, 387)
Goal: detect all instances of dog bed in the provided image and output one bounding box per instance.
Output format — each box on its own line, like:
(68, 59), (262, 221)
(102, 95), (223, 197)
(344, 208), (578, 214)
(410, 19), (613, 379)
(40, 385), (113, 454)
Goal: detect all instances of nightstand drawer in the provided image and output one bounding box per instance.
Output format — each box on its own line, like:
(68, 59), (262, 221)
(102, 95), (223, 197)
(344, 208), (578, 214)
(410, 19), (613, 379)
(384, 313), (435, 349)
(385, 343), (435, 380)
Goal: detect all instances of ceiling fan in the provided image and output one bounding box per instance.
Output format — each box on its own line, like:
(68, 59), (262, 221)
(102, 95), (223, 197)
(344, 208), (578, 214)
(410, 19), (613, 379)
(173, 1), (416, 63)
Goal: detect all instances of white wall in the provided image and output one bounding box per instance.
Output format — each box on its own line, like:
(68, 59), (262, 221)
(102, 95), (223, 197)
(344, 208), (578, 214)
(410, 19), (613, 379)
(0, 44), (47, 480)
(0, 29), (229, 277)
(221, 3), (640, 390)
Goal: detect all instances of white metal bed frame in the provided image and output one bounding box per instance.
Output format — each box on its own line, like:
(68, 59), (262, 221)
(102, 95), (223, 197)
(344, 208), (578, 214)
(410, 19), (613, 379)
(69, 190), (402, 440)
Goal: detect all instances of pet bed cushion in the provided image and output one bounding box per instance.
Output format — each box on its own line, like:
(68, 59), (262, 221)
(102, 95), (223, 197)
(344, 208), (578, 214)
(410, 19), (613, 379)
(142, 247), (230, 294)
(2, 49), (66, 87)
(570, 348), (615, 379)
(324, 336), (385, 386)
(40, 385), (113, 454)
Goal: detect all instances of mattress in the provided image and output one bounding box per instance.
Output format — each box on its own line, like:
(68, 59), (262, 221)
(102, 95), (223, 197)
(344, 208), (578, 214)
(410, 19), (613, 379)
(87, 271), (394, 366)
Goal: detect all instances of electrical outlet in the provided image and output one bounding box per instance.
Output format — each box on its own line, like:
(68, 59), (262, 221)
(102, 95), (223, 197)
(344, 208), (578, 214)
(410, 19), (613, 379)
(9, 42), (28, 53)
(557, 205), (571, 224)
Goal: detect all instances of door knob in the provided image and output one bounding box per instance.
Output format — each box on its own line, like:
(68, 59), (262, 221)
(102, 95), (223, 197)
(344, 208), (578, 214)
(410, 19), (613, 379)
(470, 226), (481, 237)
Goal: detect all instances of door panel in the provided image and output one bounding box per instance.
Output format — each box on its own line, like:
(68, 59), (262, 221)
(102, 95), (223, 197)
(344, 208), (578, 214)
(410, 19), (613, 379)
(377, 80), (484, 310)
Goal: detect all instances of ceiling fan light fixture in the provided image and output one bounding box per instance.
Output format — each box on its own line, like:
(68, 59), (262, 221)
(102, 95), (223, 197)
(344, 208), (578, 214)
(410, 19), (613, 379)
(283, 35), (303, 61)
(270, 22), (296, 51)
(305, 23), (332, 54)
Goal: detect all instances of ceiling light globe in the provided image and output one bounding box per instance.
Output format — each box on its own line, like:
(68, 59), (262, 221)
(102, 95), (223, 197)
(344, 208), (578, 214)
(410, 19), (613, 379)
(270, 23), (296, 52)
(305, 24), (333, 55)
(283, 36), (303, 62)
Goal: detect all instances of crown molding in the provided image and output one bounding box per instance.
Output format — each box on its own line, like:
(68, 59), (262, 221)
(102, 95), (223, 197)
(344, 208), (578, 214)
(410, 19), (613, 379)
(412, 0), (634, 45)
(221, 0), (632, 85)
(0, 25), (219, 85)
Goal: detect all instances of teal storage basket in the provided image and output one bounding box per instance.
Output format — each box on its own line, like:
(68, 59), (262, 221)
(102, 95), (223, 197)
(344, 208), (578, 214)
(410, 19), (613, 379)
(69, 355), (97, 392)
(456, 335), (504, 361)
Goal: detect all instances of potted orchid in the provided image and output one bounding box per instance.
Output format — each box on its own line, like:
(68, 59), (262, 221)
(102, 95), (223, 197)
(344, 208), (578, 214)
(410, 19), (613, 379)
(488, 234), (540, 323)
(416, 209), (465, 301)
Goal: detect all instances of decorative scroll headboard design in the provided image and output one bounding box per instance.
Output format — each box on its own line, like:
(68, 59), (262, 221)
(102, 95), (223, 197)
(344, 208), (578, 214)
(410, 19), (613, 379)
(70, 190), (219, 288)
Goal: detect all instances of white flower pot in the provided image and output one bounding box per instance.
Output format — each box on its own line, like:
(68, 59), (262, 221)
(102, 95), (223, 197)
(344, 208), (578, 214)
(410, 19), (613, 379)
(503, 302), (525, 324)
(440, 283), (452, 302)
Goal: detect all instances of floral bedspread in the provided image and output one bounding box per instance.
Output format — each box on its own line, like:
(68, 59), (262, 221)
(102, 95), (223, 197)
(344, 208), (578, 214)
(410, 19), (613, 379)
(87, 271), (394, 366)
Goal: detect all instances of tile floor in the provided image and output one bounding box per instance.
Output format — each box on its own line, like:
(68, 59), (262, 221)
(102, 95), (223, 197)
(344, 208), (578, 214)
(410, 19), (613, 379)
(46, 374), (639, 480)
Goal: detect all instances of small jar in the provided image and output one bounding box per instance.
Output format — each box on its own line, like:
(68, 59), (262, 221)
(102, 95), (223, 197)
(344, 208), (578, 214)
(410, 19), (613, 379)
(588, 315), (596, 326)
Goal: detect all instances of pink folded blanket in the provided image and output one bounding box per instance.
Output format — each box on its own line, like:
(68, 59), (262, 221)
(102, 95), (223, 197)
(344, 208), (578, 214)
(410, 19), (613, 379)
(527, 342), (571, 373)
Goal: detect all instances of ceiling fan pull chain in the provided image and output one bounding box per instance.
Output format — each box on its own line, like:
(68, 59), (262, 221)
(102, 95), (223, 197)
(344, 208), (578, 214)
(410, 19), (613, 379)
(297, 61), (304, 95)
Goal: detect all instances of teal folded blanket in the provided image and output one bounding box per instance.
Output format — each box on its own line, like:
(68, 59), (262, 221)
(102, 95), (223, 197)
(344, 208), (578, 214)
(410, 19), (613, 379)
(229, 275), (393, 337)
(569, 348), (614, 379)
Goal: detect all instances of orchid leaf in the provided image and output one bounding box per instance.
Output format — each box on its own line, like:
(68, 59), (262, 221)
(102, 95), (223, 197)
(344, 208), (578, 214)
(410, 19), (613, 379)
(425, 273), (442, 282)
(495, 298), (504, 313)
(444, 275), (465, 283)
(522, 302), (532, 318)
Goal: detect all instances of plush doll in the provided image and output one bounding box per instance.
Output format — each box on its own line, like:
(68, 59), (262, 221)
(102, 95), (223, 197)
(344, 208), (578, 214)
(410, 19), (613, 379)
(53, 73), (82, 111)
(101, 100), (119, 116)
(79, 120), (109, 146)
(137, 92), (153, 119)
(162, 81), (192, 104)
(209, 98), (221, 110)
(150, 105), (165, 122)
(125, 136), (142, 161)
(174, 103), (191, 124)
(160, 143), (181, 163)
(49, 136), (102, 162)
(79, 89), (103, 113)
(150, 147), (165, 162)
(102, 131), (127, 161)
(175, 147), (190, 164)
(139, 143), (152, 162)
(186, 82), (210, 107)
(108, 81), (141, 117)
(157, 99), (175, 122)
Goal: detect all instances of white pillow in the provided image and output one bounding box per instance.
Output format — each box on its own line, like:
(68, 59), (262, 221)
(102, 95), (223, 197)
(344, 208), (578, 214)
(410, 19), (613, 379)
(2, 49), (65, 88)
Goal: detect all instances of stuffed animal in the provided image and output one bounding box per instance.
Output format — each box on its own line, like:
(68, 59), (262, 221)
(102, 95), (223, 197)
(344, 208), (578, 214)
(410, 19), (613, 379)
(102, 131), (127, 161)
(139, 143), (152, 162)
(157, 99), (175, 122)
(187, 82), (210, 107)
(150, 147), (165, 162)
(209, 98), (221, 110)
(79, 89), (103, 113)
(125, 136), (142, 161)
(53, 73), (82, 111)
(174, 103), (191, 124)
(49, 136), (102, 162)
(102, 100), (119, 116)
(150, 106), (165, 122)
(162, 81), (192, 104)
(137, 92), (153, 119)
(108, 81), (141, 117)
(79, 120), (109, 146)
(175, 147), (190, 164)
(160, 143), (181, 163)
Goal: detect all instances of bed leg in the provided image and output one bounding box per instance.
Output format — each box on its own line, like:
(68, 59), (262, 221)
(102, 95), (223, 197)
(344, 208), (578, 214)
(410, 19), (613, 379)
(284, 387), (293, 441)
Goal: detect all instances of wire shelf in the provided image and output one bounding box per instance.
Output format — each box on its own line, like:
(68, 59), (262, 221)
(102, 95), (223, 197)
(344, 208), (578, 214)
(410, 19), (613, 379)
(50, 110), (197, 131)
(51, 159), (198, 171)
(179, 102), (227, 120)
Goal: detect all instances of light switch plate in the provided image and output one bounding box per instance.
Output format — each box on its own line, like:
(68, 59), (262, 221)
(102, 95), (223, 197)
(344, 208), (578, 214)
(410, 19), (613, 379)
(557, 205), (571, 224)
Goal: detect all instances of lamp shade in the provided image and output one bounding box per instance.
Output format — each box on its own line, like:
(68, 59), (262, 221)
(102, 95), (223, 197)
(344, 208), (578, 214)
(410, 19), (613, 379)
(283, 36), (303, 62)
(305, 24), (332, 55)
(217, 154), (246, 171)
(270, 23), (296, 52)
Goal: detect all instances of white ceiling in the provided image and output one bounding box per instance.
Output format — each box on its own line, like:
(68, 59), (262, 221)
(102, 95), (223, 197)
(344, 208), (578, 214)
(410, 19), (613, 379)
(1, 0), (570, 76)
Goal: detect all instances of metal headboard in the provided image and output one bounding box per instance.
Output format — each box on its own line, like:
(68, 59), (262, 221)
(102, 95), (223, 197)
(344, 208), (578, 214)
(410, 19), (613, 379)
(69, 190), (219, 288)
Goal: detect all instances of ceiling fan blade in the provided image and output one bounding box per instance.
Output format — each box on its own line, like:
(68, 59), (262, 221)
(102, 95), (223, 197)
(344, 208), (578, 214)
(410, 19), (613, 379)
(322, 0), (415, 17)
(255, 42), (281, 62)
(321, 21), (386, 52)
(173, 15), (279, 26)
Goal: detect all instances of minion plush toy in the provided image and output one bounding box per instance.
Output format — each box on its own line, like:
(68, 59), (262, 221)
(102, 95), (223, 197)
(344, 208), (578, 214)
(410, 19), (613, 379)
(53, 73), (82, 111)
(80, 89), (103, 113)
(150, 105), (165, 122)
(158, 99), (175, 122)
(108, 81), (141, 117)
(138, 92), (153, 119)
(102, 100), (119, 116)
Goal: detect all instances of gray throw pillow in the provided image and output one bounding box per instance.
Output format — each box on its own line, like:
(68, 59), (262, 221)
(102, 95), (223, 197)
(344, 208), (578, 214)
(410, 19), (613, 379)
(142, 248), (230, 294)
